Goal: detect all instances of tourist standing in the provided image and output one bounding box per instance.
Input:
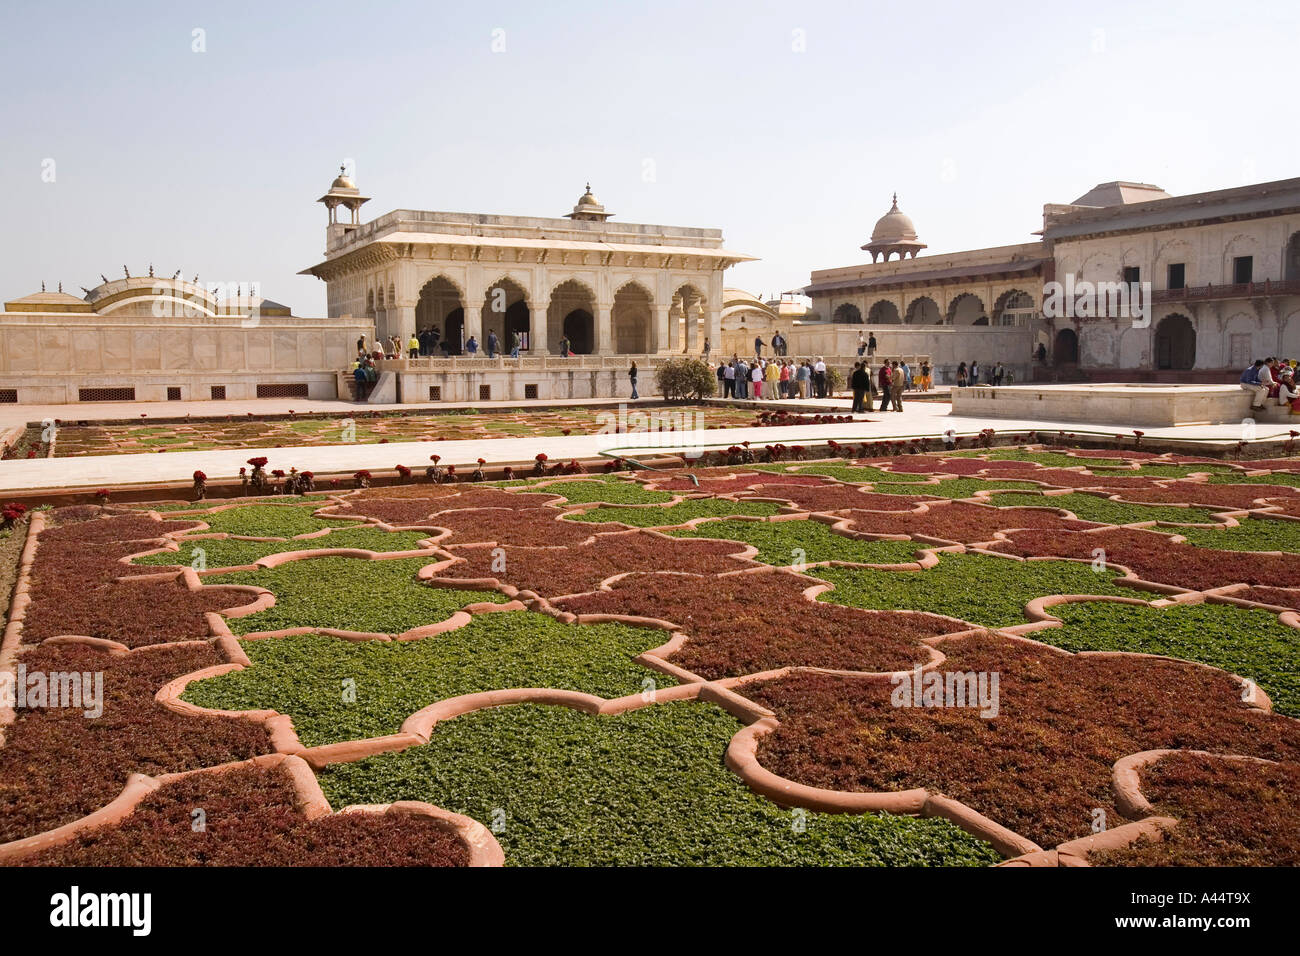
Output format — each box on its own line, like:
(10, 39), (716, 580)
(993, 362), (1005, 385)
(629, 361), (639, 400)
(466, 335), (479, 356)
(890, 361), (905, 412)
(857, 332), (867, 357)
(878, 362), (892, 411)
(703, 337), (711, 359)
(722, 360), (735, 398)
(919, 360), (932, 391)
(957, 362), (968, 387)
(408, 333), (419, 359)
(813, 356), (827, 399)
(868, 333), (877, 357)
(970, 359), (980, 385)
(850, 361), (870, 413)
(559, 336), (571, 357)
(511, 330), (521, 359)
(486, 330), (498, 359)
(796, 360), (810, 399)
(754, 334), (764, 360)
(353, 362), (368, 401)
(751, 361), (764, 399)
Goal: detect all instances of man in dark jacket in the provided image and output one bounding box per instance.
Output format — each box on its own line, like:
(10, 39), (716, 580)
(850, 362), (871, 413)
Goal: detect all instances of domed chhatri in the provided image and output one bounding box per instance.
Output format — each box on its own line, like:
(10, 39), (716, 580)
(565, 182), (614, 222)
(861, 192), (927, 261)
(316, 165), (370, 226)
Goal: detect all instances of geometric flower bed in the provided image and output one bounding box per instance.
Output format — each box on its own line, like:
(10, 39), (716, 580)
(5, 444), (1300, 866)
(38, 405), (763, 456)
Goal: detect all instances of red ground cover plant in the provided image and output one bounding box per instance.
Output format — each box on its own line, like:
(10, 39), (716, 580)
(741, 631), (1300, 849)
(16, 764), (468, 867)
(1227, 585), (1300, 611)
(21, 520), (257, 646)
(741, 482), (934, 512)
(1101, 481), (1300, 510)
(326, 489), (560, 526)
(0, 642), (272, 843)
(555, 569), (956, 678)
(833, 501), (1098, 542)
(867, 457), (1031, 476)
(439, 531), (754, 596)
(974, 466), (1168, 490)
(987, 526), (1300, 591)
(431, 507), (595, 547)
(1093, 752), (1300, 866)
(1258, 499), (1300, 518)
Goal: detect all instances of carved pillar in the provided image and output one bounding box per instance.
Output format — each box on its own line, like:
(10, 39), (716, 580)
(530, 298), (548, 354)
(654, 304), (671, 354)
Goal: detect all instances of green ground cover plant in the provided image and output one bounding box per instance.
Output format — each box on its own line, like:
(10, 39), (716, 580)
(984, 492), (1220, 525)
(316, 701), (1002, 866)
(207, 556), (507, 634)
(198, 504), (355, 537)
(1173, 516), (1300, 553)
(184, 611), (675, 746)
(563, 498), (783, 527)
(812, 552), (1138, 627)
(1042, 600), (1300, 717)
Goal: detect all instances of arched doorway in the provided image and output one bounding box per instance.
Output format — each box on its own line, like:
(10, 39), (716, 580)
(548, 279), (597, 354)
(947, 293), (986, 325)
(867, 300), (900, 324)
(993, 289), (1036, 325)
(905, 297), (941, 325)
(563, 310), (594, 353)
(833, 303), (863, 324)
(1287, 231), (1300, 282)
(417, 276), (464, 355)
(612, 282), (652, 354)
(1053, 328), (1079, 365)
(480, 278), (531, 353)
(1155, 314), (1195, 370)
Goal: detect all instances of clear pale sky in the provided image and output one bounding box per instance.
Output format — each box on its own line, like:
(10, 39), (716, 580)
(2, 0), (1295, 313)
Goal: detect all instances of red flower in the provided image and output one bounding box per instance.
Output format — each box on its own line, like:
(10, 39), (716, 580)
(192, 470), (207, 482)
(430, 454), (441, 463)
(536, 453), (548, 462)
(271, 469), (286, 478)
(477, 458), (486, 465)
(247, 456), (268, 468)
(395, 464), (412, 477)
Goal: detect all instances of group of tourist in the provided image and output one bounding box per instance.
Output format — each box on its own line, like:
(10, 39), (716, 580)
(716, 356), (829, 400)
(955, 360), (1006, 387)
(1240, 356), (1300, 411)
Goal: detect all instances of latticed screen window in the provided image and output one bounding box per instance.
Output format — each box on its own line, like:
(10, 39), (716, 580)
(479, 384), (491, 401)
(210, 385), (227, 400)
(79, 387), (135, 402)
(429, 385), (442, 400)
(256, 383), (309, 399)
(524, 383), (539, 399)
(167, 387), (182, 400)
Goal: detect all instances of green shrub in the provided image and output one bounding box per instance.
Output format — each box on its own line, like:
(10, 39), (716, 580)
(655, 358), (717, 402)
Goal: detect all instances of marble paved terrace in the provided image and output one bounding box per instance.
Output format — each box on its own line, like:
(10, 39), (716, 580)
(0, 393), (1293, 493)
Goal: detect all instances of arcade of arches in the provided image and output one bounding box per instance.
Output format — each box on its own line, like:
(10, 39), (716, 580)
(407, 276), (713, 356)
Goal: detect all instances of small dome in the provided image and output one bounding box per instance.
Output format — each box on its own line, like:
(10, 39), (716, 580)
(871, 194), (918, 242)
(576, 184), (599, 207)
(332, 174), (356, 190)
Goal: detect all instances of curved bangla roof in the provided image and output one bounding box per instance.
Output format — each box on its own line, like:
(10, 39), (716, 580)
(4, 275), (291, 316)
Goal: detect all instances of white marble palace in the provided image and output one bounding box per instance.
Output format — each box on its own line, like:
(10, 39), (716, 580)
(301, 171), (754, 357)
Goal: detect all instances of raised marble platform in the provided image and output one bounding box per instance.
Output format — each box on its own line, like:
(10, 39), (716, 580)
(950, 383), (1259, 427)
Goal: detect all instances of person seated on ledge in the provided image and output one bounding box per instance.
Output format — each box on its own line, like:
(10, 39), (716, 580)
(1278, 366), (1300, 411)
(1241, 359), (1269, 409)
